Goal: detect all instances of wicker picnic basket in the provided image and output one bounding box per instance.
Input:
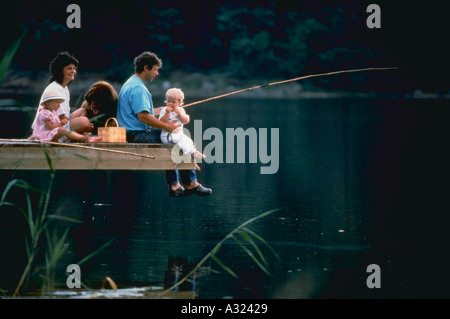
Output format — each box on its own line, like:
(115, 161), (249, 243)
(98, 117), (126, 143)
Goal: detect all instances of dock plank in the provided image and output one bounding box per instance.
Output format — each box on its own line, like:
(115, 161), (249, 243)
(0, 141), (196, 170)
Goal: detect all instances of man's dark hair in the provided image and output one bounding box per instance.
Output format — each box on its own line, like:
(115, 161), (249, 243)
(49, 51), (79, 84)
(134, 51), (162, 73)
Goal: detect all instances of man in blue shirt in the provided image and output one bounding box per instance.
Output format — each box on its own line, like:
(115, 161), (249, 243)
(117, 51), (211, 197)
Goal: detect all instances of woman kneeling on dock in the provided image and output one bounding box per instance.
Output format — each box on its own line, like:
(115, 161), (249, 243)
(32, 89), (102, 143)
(70, 81), (119, 135)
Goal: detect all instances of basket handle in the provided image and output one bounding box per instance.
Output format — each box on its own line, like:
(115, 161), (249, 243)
(104, 117), (120, 127)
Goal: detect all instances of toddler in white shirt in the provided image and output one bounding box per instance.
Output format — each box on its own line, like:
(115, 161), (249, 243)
(159, 88), (205, 159)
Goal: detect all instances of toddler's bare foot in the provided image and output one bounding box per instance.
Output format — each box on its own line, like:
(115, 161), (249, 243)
(88, 136), (102, 143)
(80, 133), (91, 143)
(193, 150), (206, 159)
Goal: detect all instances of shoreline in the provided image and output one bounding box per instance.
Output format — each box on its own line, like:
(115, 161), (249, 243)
(1, 70), (449, 105)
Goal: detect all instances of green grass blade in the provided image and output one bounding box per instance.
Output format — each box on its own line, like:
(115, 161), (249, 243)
(237, 230), (268, 267)
(210, 254), (239, 279)
(0, 26), (28, 84)
(231, 235), (271, 276)
(45, 229), (54, 258)
(0, 201), (31, 229)
(47, 228), (70, 267)
(24, 191), (38, 241)
(46, 215), (82, 224)
(243, 227), (282, 262)
(0, 179), (40, 241)
(77, 238), (115, 267)
(89, 114), (105, 124)
(25, 237), (31, 259)
(157, 208), (283, 297)
(57, 150), (91, 162)
(42, 149), (55, 174)
(232, 207), (284, 232)
(1, 179), (30, 202)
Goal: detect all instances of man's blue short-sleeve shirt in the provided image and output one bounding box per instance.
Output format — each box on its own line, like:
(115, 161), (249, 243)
(117, 75), (153, 131)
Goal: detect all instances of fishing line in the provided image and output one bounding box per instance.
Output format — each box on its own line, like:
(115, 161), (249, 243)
(179, 66), (399, 109)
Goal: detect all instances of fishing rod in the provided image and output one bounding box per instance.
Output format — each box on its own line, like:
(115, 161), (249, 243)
(179, 66), (399, 109)
(0, 138), (156, 159)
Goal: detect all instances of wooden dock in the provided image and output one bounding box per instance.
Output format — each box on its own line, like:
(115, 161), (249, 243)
(0, 140), (196, 170)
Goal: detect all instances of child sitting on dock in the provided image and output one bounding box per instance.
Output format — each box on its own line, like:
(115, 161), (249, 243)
(32, 89), (102, 143)
(159, 88), (205, 159)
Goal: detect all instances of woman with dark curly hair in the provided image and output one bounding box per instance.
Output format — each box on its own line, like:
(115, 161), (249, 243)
(70, 81), (119, 135)
(31, 51), (93, 137)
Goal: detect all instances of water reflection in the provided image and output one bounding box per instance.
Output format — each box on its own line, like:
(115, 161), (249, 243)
(18, 286), (197, 299)
(0, 97), (447, 298)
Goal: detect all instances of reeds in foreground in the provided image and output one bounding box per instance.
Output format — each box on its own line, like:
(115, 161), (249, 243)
(0, 25), (28, 85)
(0, 149), (113, 296)
(157, 207), (284, 298)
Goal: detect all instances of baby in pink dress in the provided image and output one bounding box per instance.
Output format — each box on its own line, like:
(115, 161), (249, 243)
(33, 89), (102, 143)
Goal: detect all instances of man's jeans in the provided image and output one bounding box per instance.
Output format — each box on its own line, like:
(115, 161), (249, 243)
(127, 128), (197, 186)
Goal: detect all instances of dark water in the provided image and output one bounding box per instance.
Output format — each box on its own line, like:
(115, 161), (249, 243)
(0, 97), (448, 298)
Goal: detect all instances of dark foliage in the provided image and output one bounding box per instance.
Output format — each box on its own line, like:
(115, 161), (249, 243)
(1, 0), (448, 93)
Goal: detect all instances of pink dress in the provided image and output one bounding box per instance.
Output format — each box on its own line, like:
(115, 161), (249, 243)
(32, 108), (61, 142)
